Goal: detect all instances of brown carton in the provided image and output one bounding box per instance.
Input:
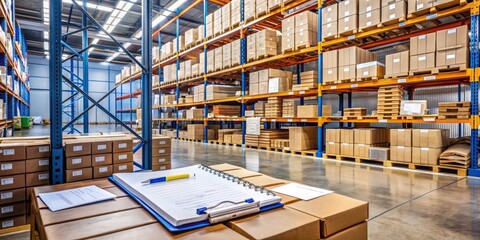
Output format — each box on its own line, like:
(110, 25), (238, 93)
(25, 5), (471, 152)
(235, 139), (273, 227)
(322, 22), (338, 40)
(340, 129), (355, 143)
(381, 0), (407, 24)
(113, 152), (134, 164)
(152, 147), (170, 157)
(354, 128), (389, 144)
(113, 163), (134, 173)
(92, 154), (113, 167)
(297, 105), (318, 118)
(228, 207), (320, 240)
(361, 0), (381, 13)
(93, 165), (113, 179)
(326, 129), (341, 142)
(66, 155), (92, 170)
(326, 142), (341, 155)
(26, 142), (50, 159)
(410, 33), (436, 55)
(390, 146), (412, 163)
(0, 215), (26, 230)
(66, 167), (93, 183)
(323, 222), (367, 240)
(410, 53), (435, 72)
(437, 25), (468, 50)
(288, 193), (369, 238)
(0, 201), (25, 219)
(323, 50), (338, 69)
(25, 158), (49, 173)
(385, 51), (409, 77)
(338, 15), (357, 35)
(289, 127), (317, 151)
(356, 61), (385, 79)
(0, 161), (25, 176)
(112, 137), (133, 153)
(0, 143), (26, 161)
(152, 155), (171, 166)
(412, 129), (450, 148)
(26, 172), (49, 187)
(0, 188), (25, 205)
(0, 174), (25, 191)
(339, 0), (358, 18)
(91, 139), (113, 154)
(390, 129), (412, 146)
(323, 67), (338, 84)
(323, 105), (333, 117)
(436, 47), (468, 67)
(152, 163), (171, 171)
(359, 9), (381, 30)
(322, 4), (338, 24)
(412, 147), (443, 165)
(341, 143), (354, 156)
(64, 140), (91, 157)
(354, 144), (371, 158)
(408, 0), (433, 16)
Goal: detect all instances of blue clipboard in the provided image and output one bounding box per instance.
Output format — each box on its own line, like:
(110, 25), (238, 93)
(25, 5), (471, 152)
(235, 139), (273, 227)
(108, 176), (284, 232)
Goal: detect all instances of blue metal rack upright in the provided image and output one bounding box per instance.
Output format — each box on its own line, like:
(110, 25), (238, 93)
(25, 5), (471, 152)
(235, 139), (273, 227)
(468, 8), (480, 177)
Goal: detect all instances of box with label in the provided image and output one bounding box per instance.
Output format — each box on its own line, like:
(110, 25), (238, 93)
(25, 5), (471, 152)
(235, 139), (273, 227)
(359, 9), (380, 30)
(24, 159), (48, 174)
(26, 142), (50, 159)
(385, 51), (409, 77)
(152, 147), (170, 157)
(222, 3), (231, 31)
(412, 129), (450, 148)
(356, 61), (385, 80)
(410, 53), (435, 73)
(66, 167), (92, 183)
(295, 29), (317, 49)
(26, 172), (49, 187)
(152, 155), (172, 166)
(381, 0), (407, 25)
(282, 32), (295, 52)
(297, 105), (318, 118)
(390, 146), (412, 163)
(322, 21), (338, 40)
(0, 214), (26, 229)
(64, 141), (91, 157)
(66, 155), (92, 170)
(0, 188), (25, 205)
(341, 129), (355, 143)
(0, 201), (25, 219)
(256, 0), (268, 17)
(268, 78), (291, 93)
(0, 161), (25, 176)
(245, 0), (256, 20)
(412, 147), (443, 165)
(360, 0), (381, 13)
(408, 0), (433, 17)
(112, 137), (133, 153)
(341, 143), (354, 156)
(92, 154), (113, 167)
(338, 15), (358, 35)
(93, 165), (113, 179)
(222, 43), (232, 69)
(390, 129), (412, 146)
(339, 46), (375, 67)
(113, 163), (134, 173)
(410, 33), (436, 55)
(0, 174), (25, 191)
(0, 144), (26, 161)
(289, 126), (317, 151)
(326, 129), (342, 143)
(91, 139), (112, 154)
(113, 152), (133, 164)
(436, 47), (468, 68)
(339, 0), (358, 18)
(322, 4), (338, 24)
(152, 163), (172, 171)
(326, 142), (341, 155)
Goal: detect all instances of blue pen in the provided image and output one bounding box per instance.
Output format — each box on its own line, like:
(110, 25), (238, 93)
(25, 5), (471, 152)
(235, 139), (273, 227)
(141, 173), (191, 184)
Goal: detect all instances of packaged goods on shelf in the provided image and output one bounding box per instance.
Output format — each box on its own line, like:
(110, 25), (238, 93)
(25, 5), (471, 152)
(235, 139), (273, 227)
(400, 100), (427, 115)
(245, 134), (260, 146)
(231, 39), (241, 66)
(323, 50), (338, 84)
(282, 99), (300, 118)
(254, 101), (266, 117)
(153, 46), (160, 63)
(173, 36), (185, 52)
(121, 66), (131, 79)
(322, 20), (338, 41)
(160, 95), (176, 105)
(163, 41), (174, 58)
(231, 134), (243, 144)
(197, 25), (204, 41)
(268, 77), (291, 93)
(206, 85), (241, 100)
(356, 61), (385, 80)
(218, 129), (242, 142)
(214, 47), (223, 70)
(207, 50), (215, 72)
(370, 147), (390, 160)
(344, 108), (367, 117)
(206, 13), (214, 38)
(297, 105), (318, 118)
(259, 130), (289, 148)
(214, 8), (223, 36)
(295, 11), (318, 49)
(199, 52), (205, 74)
(289, 126), (317, 151)
(354, 128), (390, 145)
(222, 2), (231, 31)
(265, 97), (283, 117)
(325, 129), (342, 155)
(191, 64), (199, 77)
(282, 16), (295, 52)
(185, 28), (198, 47)
(192, 85), (205, 102)
(245, 0), (256, 21)
(152, 75), (160, 87)
(185, 59), (198, 79)
(268, 0), (281, 11)
(249, 71), (259, 95)
(188, 124), (203, 140)
(338, 0), (358, 35)
(436, 25), (468, 69)
(438, 102), (470, 120)
(256, 0), (268, 17)
(186, 109), (204, 119)
(291, 70), (317, 90)
(271, 139), (289, 149)
(212, 105), (241, 117)
(338, 47), (376, 81)
(247, 34), (256, 62)
(223, 43), (232, 69)
(377, 85), (402, 118)
(381, 0), (407, 25)
(408, 0), (433, 18)
(359, 8), (380, 31)
(411, 129), (450, 165)
(231, 0), (241, 27)
(321, 2), (338, 40)
(410, 33), (436, 74)
(178, 62), (186, 80)
(136, 108), (142, 121)
(323, 105), (333, 117)
(256, 29), (278, 58)
(385, 51), (409, 78)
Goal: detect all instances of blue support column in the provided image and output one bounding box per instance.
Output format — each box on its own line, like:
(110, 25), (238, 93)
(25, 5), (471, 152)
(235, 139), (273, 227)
(49, 0), (65, 184)
(175, 8), (181, 140)
(203, 0), (209, 143)
(469, 14), (480, 176)
(458, 84), (462, 137)
(316, 0), (323, 157)
(240, 0), (246, 145)
(82, 0), (89, 132)
(141, 0), (153, 170)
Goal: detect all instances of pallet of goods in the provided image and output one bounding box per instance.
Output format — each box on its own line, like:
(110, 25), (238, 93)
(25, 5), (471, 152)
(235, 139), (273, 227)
(438, 102), (471, 120)
(377, 85), (402, 119)
(265, 97), (283, 118)
(258, 130), (289, 148)
(212, 105), (241, 118)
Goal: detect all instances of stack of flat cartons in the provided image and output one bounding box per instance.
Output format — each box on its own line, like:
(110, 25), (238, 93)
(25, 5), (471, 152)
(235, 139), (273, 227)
(438, 102), (470, 120)
(178, 62), (185, 80)
(185, 60), (198, 79)
(297, 105), (318, 118)
(193, 85), (205, 102)
(321, 3), (337, 40)
(256, 29), (277, 59)
(64, 140), (93, 183)
(354, 128), (389, 158)
(188, 124), (204, 141)
(385, 51), (409, 78)
(231, 0), (241, 27)
(152, 136), (172, 171)
(340, 128), (355, 156)
(111, 137), (134, 174)
(91, 139), (114, 179)
(338, 46), (375, 82)
(338, 0), (358, 36)
(325, 129), (341, 155)
(410, 33), (436, 75)
(197, 25), (204, 43)
(377, 85), (402, 118)
(191, 63), (199, 77)
(231, 134), (243, 145)
(322, 50), (338, 84)
(295, 11), (318, 50)
(249, 71), (259, 95)
(254, 101), (266, 117)
(390, 129), (412, 163)
(293, 70), (318, 90)
(206, 85), (240, 100)
(245, 0), (256, 21)
(265, 97), (282, 117)
(0, 99), (4, 120)
(199, 52), (205, 74)
(214, 9), (223, 36)
(223, 43), (232, 69)
(259, 130), (289, 148)
(172, 36), (185, 52)
(207, 50), (215, 73)
(185, 28), (198, 48)
(256, 0), (268, 17)
(222, 3), (231, 32)
(231, 39), (241, 66)
(344, 108), (367, 117)
(381, 0), (407, 26)
(282, 99), (300, 117)
(412, 129), (450, 165)
(247, 34), (256, 62)
(214, 47), (223, 71)
(436, 25), (468, 71)
(359, 0), (380, 31)
(186, 108), (204, 119)
(153, 46), (160, 63)
(218, 129), (242, 142)
(268, 0), (281, 11)
(408, 0), (432, 18)
(289, 126), (317, 151)
(271, 139), (289, 149)
(281, 15), (295, 53)
(206, 13), (214, 38)
(245, 134), (260, 146)
(160, 94), (176, 105)
(213, 105), (241, 117)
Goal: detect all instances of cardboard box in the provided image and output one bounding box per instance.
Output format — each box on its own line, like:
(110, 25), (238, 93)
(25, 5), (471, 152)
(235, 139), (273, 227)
(326, 129), (341, 142)
(66, 155), (92, 170)
(356, 61), (385, 79)
(360, 0), (381, 13)
(410, 33), (436, 55)
(359, 9), (380, 30)
(323, 222), (367, 240)
(295, 30), (317, 49)
(91, 139), (112, 154)
(0, 215), (26, 230)
(410, 53), (435, 72)
(0, 143), (26, 161)
(228, 207), (320, 240)
(0, 159), (24, 176)
(369, 147), (390, 160)
(0, 174), (25, 191)
(381, 0), (406, 24)
(187, 109), (205, 119)
(0, 201), (25, 219)
(412, 147), (443, 165)
(338, 15), (357, 35)
(113, 163), (134, 173)
(288, 193), (369, 238)
(326, 142), (341, 155)
(390, 129), (412, 146)
(282, 32), (295, 52)
(354, 128), (389, 144)
(385, 51), (409, 77)
(438, 25), (469, 49)
(112, 138), (133, 153)
(93, 165), (113, 179)
(268, 78), (291, 93)
(66, 167), (93, 182)
(152, 163), (171, 171)
(152, 147), (170, 157)
(249, 83), (259, 95)
(339, 0), (358, 18)
(338, 47), (375, 67)
(323, 105), (333, 117)
(64, 141), (91, 157)
(412, 129), (450, 148)
(436, 46), (468, 67)
(322, 4), (338, 24)
(341, 129), (355, 143)
(0, 188), (25, 205)
(152, 136), (171, 148)
(341, 143), (354, 156)
(400, 100), (427, 115)
(152, 155), (171, 166)
(92, 154), (113, 167)
(323, 67), (338, 84)
(297, 105), (318, 118)
(289, 126), (317, 151)
(408, 0), (433, 16)
(26, 172), (49, 187)
(390, 146), (412, 163)
(113, 152), (134, 164)
(26, 143), (50, 159)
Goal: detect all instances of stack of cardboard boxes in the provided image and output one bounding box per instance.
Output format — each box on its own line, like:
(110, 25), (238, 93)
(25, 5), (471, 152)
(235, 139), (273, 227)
(282, 99), (300, 118)
(385, 51), (409, 78)
(338, 0), (358, 36)
(222, 3), (231, 32)
(192, 85), (205, 103)
(408, 0), (433, 18)
(223, 43), (232, 69)
(295, 11), (318, 49)
(91, 139), (114, 179)
(390, 129), (413, 163)
(244, 0), (256, 21)
(231, 0), (241, 27)
(289, 126), (317, 151)
(259, 130), (289, 148)
(112, 137), (134, 174)
(185, 28), (198, 48)
(292, 71), (317, 90)
(256, 0), (268, 17)
(152, 136), (172, 171)
(218, 129), (242, 142)
(206, 13), (214, 39)
(172, 36), (185, 53)
(297, 104), (318, 118)
(254, 101), (266, 117)
(359, 0), (380, 31)
(214, 47), (223, 71)
(212, 105), (241, 117)
(186, 108), (204, 119)
(412, 129), (450, 165)
(247, 33), (257, 62)
(185, 59), (198, 79)
(381, 0), (407, 25)
(231, 39), (241, 66)
(321, 4), (337, 40)
(187, 124), (216, 141)
(265, 97), (282, 117)
(338, 47), (376, 82)
(354, 129), (389, 158)
(325, 129), (341, 155)
(207, 49), (215, 72)
(206, 85), (240, 100)
(436, 25), (468, 71)
(64, 140), (93, 182)
(410, 33), (436, 74)
(322, 50), (338, 84)
(281, 14), (295, 53)
(214, 8), (223, 36)
(256, 29), (278, 59)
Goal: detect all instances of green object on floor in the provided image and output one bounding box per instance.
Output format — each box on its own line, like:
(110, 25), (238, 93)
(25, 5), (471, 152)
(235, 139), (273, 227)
(13, 116), (21, 130)
(21, 116), (31, 128)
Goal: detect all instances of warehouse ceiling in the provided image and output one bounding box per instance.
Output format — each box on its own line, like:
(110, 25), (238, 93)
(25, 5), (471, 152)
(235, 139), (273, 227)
(15, 0), (221, 64)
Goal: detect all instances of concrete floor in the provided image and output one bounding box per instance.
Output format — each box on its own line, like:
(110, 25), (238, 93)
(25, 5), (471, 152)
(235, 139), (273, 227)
(4, 125), (480, 239)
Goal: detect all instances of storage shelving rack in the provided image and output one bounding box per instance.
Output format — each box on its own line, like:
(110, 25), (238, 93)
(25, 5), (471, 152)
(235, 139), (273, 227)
(0, 0), (30, 137)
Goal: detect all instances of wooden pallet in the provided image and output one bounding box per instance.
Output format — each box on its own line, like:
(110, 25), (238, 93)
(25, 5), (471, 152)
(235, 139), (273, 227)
(439, 102), (471, 107)
(282, 47), (296, 54)
(355, 76), (380, 82)
(339, 29), (358, 37)
(322, 81), (337, 85)
(437, 115), (470, 120)
(431, 0), (467, 13)
(358, 23), (380, 33)
(409, 69), (435, 76)
(384, 160), (467, 176)
(256, 9), (269, 18)
(378, 16), (406, 27)
(377, 114), (401, 119)
(356, 116), (379, 120)
(338, 78), (356, 83)
(296, 43), (313, 51)
(322, 34), (340, 41)
(407, 7), (432, 19)
(435, 64), (467, 74)
(322, 154), (386, 165)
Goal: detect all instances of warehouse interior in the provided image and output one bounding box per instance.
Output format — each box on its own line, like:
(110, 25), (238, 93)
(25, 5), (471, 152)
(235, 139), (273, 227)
(0, 0), (480, 239)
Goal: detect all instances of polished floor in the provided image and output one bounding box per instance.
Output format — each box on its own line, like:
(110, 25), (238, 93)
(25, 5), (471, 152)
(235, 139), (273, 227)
(3, 125), (480, 239)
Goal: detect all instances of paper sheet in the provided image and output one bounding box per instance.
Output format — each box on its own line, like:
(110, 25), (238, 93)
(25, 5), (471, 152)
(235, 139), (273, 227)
(271, 183), (333, 200)
(39, 185), (116, 211)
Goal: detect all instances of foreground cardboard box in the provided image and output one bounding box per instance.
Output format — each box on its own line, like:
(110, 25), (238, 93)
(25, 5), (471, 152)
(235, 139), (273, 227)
(66, 167), (93, 183)
(0, 143), (26, 161)
(322, 222), (367, 240)
(288, 193), (368, 238)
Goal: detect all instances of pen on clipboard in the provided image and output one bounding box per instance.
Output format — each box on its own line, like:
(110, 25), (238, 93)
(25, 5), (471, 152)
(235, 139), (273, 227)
(141, 173), (193, 184)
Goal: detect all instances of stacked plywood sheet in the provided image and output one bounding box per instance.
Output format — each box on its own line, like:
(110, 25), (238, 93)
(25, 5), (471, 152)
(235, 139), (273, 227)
(377, 85), (402, 118)
(259, 130), (289, 148)
(265, 97), (282, 118)
(212, 105), (241, 117)
(438, 102), (471, 120)
(271, 139), (289, 149)
(245, 134), (260, 146)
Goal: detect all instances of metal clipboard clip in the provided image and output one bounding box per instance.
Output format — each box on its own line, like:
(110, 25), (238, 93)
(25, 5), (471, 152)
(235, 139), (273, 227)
(196, 198), (260, 224)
